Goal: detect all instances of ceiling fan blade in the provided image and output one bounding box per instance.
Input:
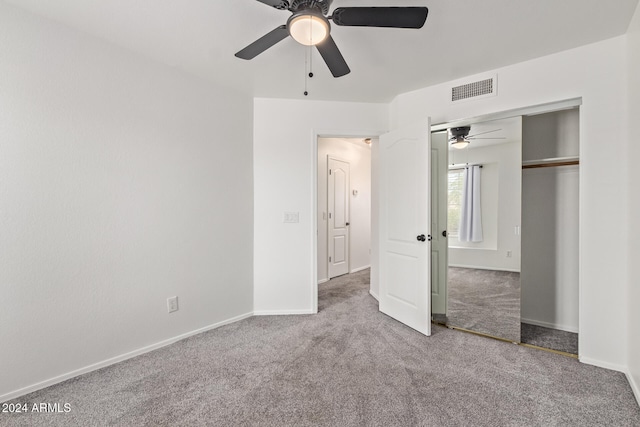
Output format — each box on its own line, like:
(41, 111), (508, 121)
(235, 25), (289, 60)
(332, 7), (428, 29)
(255, 0), (290, 10)
(466, 128), (502, 138)
(316, 36), (350, 77)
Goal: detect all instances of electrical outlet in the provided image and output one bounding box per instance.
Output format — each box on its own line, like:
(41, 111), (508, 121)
(167, 296), (178, 313)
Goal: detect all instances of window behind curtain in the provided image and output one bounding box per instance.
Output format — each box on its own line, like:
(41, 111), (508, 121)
(447, 169), (464, 237)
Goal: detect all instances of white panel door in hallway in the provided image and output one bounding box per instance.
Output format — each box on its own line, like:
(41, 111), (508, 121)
(328, 157), (350, 278)
(379, 119), (432, 336)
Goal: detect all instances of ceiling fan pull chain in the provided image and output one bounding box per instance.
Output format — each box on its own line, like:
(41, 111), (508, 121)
(309, 40), (313, 78)
(304, 45), (309, 96)
(304, 44), (314, 96)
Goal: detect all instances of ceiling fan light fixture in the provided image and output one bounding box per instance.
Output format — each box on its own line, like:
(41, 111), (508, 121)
(288, 12), (330, 46)
(451, 136), (470, 149)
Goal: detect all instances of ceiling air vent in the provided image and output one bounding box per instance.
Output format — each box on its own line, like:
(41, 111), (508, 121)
(451, 76), (497, 102)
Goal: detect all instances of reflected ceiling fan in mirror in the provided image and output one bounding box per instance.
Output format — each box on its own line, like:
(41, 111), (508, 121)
(235, 0), (429, 77)
(448, 126), (505, 149)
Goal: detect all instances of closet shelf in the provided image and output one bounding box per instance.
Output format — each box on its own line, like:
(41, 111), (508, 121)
(522, 156), (579, 169)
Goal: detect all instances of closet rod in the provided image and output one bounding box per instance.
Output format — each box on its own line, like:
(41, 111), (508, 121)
(522, 160), (579, 169)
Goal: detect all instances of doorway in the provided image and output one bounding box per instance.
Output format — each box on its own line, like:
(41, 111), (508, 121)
(317, 137), (373, 285)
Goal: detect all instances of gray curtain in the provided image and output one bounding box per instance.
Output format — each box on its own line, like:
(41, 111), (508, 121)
(459, 165), (483, 242)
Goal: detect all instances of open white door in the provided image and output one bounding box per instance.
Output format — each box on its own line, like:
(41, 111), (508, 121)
(379, 119), (431, 336)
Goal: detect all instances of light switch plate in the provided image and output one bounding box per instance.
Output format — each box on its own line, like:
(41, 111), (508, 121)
(167, 296), (178, 313)
(284, 212), (299, 223)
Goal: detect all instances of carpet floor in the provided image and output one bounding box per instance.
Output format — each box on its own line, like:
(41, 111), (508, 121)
(445, 267), (579, 354)
(2, 269), (638, 426)
(521, 323), (578, 355)
(447, 267), (521, 342)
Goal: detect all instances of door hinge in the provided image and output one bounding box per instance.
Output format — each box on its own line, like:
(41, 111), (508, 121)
(329, 256), (332, 262)
(329, 169), (332, 175)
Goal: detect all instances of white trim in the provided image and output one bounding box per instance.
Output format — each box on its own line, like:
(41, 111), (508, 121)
(317, 278), (329, 285)
(627, 370), (640, 406)
(369, 290), (379, 301)
(350, 265), (371, 274)
(253, 309), (315, 316)
(448, 263), (520, 273)
(521, 318), (578, 334)
(0, 312), (253, 403)
(579, 356), (627, 373)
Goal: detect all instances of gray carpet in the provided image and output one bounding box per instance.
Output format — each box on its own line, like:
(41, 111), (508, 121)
(447, 267), (521, 342)
(521, 323), (579, 355)
(2, 269), (639, 426)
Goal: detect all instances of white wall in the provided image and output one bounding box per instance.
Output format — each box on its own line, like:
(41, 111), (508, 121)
(317, 138), (372, 283)
(389, 37), (629, 370)
(626, 1), (640, 402)
(0, 4), (254, 401)
(521, 110), (580, 333)
(253, 98), (387, 314)
(448, 141), (522, 272)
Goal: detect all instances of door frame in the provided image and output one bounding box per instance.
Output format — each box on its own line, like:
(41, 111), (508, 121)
(312, 129), (384, 313)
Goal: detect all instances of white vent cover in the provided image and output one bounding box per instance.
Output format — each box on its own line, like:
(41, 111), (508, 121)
(451, 76), (497, 102)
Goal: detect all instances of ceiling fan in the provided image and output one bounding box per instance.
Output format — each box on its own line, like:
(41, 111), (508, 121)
(449, 126), (505, 149)
(235, 0), (429, 77)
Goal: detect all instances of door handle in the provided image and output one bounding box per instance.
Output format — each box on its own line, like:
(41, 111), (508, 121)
(417, 234), (426, 242)
(346, 222), (350, 226)
(442, 230), (447, 237)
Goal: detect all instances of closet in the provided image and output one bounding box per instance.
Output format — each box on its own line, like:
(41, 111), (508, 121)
(520, 108), (580, 355)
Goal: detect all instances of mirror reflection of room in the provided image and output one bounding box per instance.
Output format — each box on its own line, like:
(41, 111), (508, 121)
(432, 109), (580, 356)
(444, 117), (523, 344)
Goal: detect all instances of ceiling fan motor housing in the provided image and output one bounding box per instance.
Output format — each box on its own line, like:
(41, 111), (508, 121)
(450, 126), (471, 139)
(290, 0), (332, 14)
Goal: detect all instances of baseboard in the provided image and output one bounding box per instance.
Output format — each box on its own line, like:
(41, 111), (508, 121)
(319, 266), (370, 284)
(369, 290), (379, 301)
(449, 264), (520, 273)
(579, 356), (627, 374)
(521, 318), (578, 334)
(626, 370), (640, 406)
(350, 265), (371, 274)
(0, 312), (253, 403)
(253, 309), (315, 316)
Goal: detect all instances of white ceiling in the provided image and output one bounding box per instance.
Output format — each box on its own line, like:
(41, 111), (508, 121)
(6, 0), (639, 103)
